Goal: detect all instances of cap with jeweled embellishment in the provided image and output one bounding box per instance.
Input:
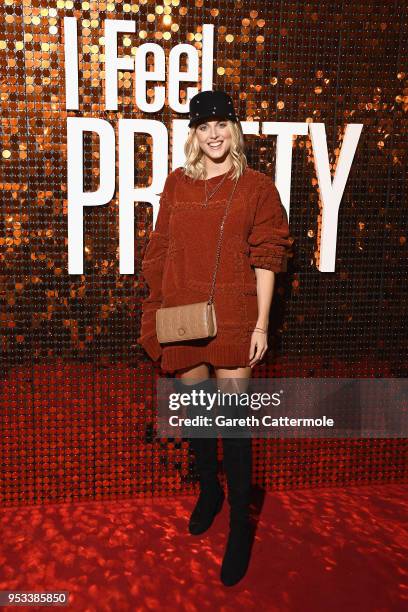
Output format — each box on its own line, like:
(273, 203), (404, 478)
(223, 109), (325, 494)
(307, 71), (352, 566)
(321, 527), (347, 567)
(188, 89), (239, 128)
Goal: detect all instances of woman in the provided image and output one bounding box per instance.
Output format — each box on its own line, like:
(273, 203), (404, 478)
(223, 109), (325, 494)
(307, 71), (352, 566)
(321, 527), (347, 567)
(137, 90), (293, 586)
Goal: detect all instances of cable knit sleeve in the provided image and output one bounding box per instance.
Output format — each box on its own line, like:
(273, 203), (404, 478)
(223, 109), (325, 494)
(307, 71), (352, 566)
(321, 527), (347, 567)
(137, 181), (171, 362)
(248, 176), (293, 273)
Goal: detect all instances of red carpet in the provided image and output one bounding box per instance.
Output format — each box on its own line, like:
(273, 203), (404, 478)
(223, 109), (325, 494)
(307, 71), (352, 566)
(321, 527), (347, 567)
(0, 484), (407, 611)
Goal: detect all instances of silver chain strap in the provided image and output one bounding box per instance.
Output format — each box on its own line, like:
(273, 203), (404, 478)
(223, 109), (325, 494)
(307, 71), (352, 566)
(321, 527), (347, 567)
(207, 177), (239, 305)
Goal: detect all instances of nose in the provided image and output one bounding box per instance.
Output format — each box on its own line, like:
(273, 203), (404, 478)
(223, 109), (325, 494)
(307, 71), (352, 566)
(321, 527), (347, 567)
(208, 125), (221, 139)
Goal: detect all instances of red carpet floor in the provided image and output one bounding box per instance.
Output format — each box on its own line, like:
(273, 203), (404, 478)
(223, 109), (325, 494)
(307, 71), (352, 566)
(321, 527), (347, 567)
(0, 483), (407, 612)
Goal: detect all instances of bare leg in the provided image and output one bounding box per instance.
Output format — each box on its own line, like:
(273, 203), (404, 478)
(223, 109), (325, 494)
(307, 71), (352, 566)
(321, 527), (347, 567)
(177, 363), (210, 385)
(214, 365), (251, 391)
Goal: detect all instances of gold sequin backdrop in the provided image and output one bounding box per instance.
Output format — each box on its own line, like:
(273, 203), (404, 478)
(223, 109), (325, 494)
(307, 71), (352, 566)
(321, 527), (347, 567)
(1, 1), (407, 506)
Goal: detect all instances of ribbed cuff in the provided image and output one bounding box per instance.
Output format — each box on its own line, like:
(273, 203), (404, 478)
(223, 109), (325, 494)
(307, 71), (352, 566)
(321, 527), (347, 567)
(250, 255), (287, 273)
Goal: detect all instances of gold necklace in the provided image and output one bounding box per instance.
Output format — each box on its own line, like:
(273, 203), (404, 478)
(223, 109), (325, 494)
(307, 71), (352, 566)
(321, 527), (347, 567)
(203, 170), (231, 207)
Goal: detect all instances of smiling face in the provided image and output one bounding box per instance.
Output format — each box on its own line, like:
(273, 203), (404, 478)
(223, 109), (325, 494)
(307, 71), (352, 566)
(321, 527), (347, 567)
(194, 118), (233, 161)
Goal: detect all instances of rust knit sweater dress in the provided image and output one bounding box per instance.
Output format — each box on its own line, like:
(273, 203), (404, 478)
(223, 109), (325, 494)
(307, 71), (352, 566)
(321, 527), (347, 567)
(137, 165), (292, 373)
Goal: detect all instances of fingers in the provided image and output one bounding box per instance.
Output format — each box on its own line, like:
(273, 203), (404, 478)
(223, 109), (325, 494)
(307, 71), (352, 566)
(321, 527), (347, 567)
(248, 338), (268, 368)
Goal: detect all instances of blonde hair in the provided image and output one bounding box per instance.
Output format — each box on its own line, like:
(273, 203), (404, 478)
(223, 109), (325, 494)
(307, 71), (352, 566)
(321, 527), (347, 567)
(183, 120), (247, 181)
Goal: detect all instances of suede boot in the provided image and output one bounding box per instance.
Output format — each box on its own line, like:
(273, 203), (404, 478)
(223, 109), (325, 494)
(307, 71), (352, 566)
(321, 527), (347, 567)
(219, 392), (254, 586)
(174, 377), (224, 535)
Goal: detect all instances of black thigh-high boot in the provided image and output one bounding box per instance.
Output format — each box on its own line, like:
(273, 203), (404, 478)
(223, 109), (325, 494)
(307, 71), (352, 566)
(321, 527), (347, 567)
(220, 393), (254, 586)
(173, 377), (224, 535)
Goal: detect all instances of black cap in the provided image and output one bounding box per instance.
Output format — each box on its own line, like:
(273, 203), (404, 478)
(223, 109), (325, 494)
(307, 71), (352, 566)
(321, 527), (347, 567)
(188, 90), (239, 128)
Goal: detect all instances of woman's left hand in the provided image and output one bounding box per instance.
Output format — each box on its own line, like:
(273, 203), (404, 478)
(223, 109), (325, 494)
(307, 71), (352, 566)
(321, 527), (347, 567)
(248, 329), (268, 368)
